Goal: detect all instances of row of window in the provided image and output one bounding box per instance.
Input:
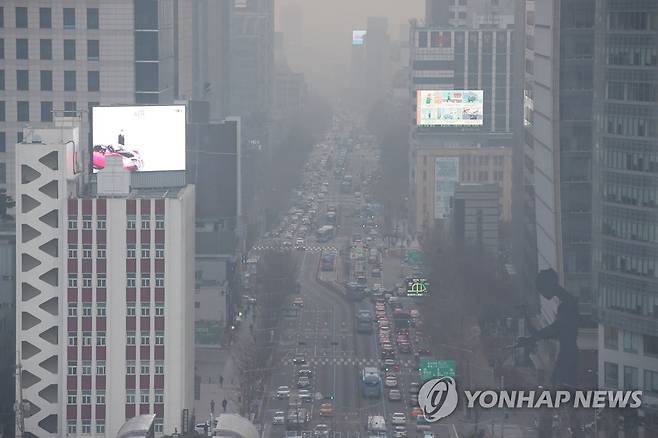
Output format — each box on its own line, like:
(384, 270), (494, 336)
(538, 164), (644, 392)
(126, 388), (165, 404)
(606, 113), (658, 138)
(608, 11), (658, 32)
(603, 182), (658, 208)
(68, 332), (107, 347)
(67, 420), (105, 435)
(68, 302), (164, 317)
(68, 389), (106, 405)
(67, 215), (165, 230)
(603, 148), (658, 174)
(1, 7), (99, 30)
(603, 362), (658, 394)
(0, 100), (86, 123)
(601, 284), (658, 318)
(0, 37), (99, 61)
(0, 68), (99, 91)
(603, 327), (658, 356)
(126, 331), (165, 346)
(607, 81), (658, 103)
(68, 244), (165, 259)
(603, 216), (658, 244)
(601, 252), (658, 278)
(68, 272), (165, 288)
(608, 46), (658, 67)
(68, 360), (165, 376)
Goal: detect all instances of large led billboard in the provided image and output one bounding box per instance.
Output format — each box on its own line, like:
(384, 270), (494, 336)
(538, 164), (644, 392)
(417, 90), (483, 127)
(353, 30), (367, 45)
(434, 157), (459, 219)
(91, 105), (186, 173)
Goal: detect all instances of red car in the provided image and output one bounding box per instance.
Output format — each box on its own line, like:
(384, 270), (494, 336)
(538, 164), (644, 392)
(93, 144), (144, 172)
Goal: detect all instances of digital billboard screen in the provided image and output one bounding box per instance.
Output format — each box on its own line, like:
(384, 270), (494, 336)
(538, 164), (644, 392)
(417, 90), (483, 127)
(353, 30), (367, 45)
(91, 105), (186, 173)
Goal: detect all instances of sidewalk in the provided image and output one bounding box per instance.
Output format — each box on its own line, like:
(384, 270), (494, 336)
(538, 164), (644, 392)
(195, 310), (256, 424)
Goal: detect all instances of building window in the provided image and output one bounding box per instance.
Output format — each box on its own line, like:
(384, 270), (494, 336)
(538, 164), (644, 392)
(645, 370), (658, 395)
(96, 216), (106, 229)
(155, 331), (164, 345)
(82, 215), (92, 228)
(644, 335), (658, 357)
(96, 360), (106, 375)
(141, 217), (151, 229)
(127, 215), (136, 229)
(68, 361), (77, 375)
(604, 362), (619, 389)
(63, 8), (76, 29)
(623, 331), (639, 353)
(87, 8), (99, 29)
(67, 421), (77, 434)
(68, 333), (77, 346)
(155, 389), (164, 403)
(155, 244), (164, 259)
(64, 71), (76, 91)
(126, 331), (136, 345)
(155, 273), (164, 287)
(154, 419), (163, 433)
(67, 391), (77, 404)
(64, 39), (76, 60)
(126, 390), (136, 403)
(68, 302), (77, 316)
(141, 274), (150, 287)
(0, 132), (4, 152)
(82, 245), (92, 258)
(140, 303), (151, 317)
(81, 361), (91, 375)
(97, 245), (106, 259)
(82, 303), (92, 317)
(140, 331), (150, 344)
(40, 7), (52, 28)
(15, 7), (27, 28)
(0, 70), (4, 90)
(87, 39), (99, 61)
(67, 244), (77, 259)
(155, 361), (164, 375)
(127, 245), (136, 258)
(39, 39), (51, 60)
(82, 273), (92, 288)
(95, 390), (106, 404)
(127, 272), (136, 288)
(140, 361), (150, 374)
(17, 101), (29, 122)
(141, 246), (150, 258)
(126, 361), (136, 376)
(88, 71), (100, 92)
(81, 391), (91, 405)
(64, 101), (76, 116)
(155, 302), (164, 316)
(0, 8), (3, 27)
(68, 215), (77, 229)
(0, 102), (3, 122)
(127, 302), (136, 316)
(96, 331), (106, 346)
(16, 70), (29, 91)
(95, 420), (105, 433)
(68, 273), (77, 288)
(82, 331), (92, 346)
(41, 101), (53, 122)
(41, 70), (53, 91)
(97, 302), (106, 316)
(140, 392), (150, 404)
(624, 366), (639, 390)
(155, 215), (165, 229)
(604, 326), (618, 350)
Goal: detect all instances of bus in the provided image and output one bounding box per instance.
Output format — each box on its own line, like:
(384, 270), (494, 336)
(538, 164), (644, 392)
(356, 309), (373, 333)
(316, 225), (335, 243)
(362, 367), (382, 398)
(346, 282), (365, 301)
(393, 308), (411, 329)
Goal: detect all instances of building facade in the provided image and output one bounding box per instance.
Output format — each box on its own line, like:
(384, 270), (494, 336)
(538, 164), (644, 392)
(591, 0), (658, 420)
(0, 222), (16, 436)
(15, 128), (194, 437)
(453, 182), (501, 254)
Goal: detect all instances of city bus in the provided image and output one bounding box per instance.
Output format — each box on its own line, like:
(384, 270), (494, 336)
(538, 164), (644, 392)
(362, 367), (382, 398)
(316, 225), (335, 243)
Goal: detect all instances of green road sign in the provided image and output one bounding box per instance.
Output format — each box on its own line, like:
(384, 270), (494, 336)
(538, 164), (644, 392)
(420, 359), (456, 380)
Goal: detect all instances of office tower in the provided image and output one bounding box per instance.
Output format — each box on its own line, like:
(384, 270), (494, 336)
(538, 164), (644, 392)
(426, 0), (516, 28)
(15, 127), (194, 437)
(592, 0), (658, 422)
(426, 0), (451, 26)
(0, 2), (182, 203)
(0, 222), (15, 437)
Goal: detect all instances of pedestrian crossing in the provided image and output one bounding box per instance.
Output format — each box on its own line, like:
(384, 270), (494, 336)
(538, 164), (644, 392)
(281, 356), (416, 368)
(252, 245), (338, 253)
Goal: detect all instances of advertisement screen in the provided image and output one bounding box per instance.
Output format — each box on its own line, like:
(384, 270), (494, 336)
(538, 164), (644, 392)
(417, 90), (483, 126)
(92, 105), (186, 173)
(353, 30), (367, 45)
(434, 157), (459, 219)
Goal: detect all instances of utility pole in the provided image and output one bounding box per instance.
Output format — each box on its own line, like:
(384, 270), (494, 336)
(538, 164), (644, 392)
(15, 353), (25, 438)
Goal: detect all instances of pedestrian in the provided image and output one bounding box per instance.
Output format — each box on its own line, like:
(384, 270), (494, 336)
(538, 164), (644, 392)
(210, 399), (215, 414)
(222, 399), (228, 412)
(219, 375), (224, 387)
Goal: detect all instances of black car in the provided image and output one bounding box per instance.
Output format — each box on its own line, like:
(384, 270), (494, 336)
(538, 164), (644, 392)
(292, 354), (306, 365)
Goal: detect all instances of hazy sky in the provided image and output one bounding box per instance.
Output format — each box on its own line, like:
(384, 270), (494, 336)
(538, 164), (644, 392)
(275, 0), (424, 96)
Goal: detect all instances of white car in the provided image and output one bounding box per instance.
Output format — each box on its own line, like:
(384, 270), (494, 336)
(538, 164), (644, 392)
(276, 385), (291, 399)
(385, 375), (398, 387)
(272, 411), (286, 425)
(295, 238), (306, 250)
(391, 412), (407, 425)
(314, 424), (330, 438)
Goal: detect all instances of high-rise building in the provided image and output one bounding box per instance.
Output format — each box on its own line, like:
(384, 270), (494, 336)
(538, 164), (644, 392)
(0, 221), (16, 437)
(364, 17), (391, 106)
(426, 0), (516, 28)
(15, 126), (194, 437)
(591, 0), (658, 422)
(0, 2), (183, 203)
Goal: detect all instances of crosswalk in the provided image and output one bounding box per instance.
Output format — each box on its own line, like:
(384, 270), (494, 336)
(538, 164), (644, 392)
(281, 356), (417, 368)
(252, 245), (338, 253)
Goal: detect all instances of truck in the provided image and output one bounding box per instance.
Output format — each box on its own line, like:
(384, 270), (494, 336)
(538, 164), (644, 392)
(367, 415), (387, 438)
